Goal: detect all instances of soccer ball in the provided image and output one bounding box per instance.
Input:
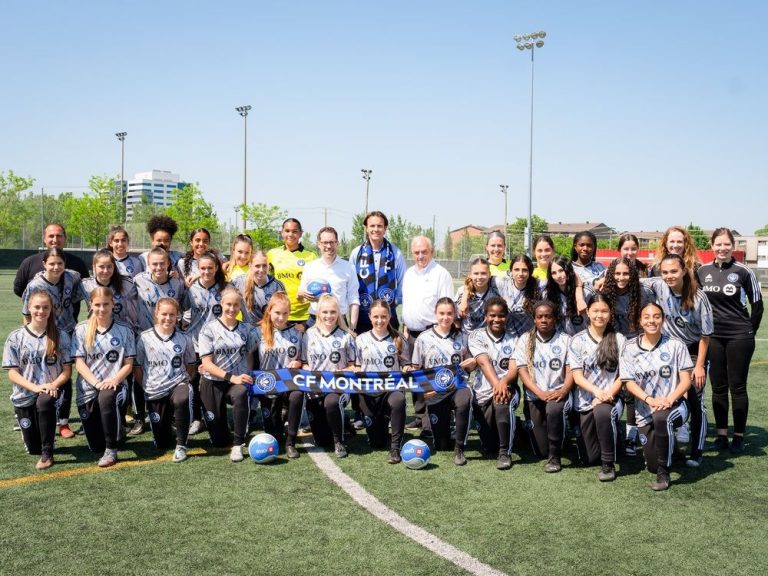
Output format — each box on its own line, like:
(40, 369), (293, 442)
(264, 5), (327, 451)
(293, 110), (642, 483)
(306, 279), (332, 297)
(248, 433), (279, 464)
(400, 439), (431, 469)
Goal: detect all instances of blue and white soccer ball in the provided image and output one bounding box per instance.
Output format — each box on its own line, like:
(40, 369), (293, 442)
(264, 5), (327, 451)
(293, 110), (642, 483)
(248, 433), (279, 464)
(400, 439), (431, 469)
(306, 279), (332, 297)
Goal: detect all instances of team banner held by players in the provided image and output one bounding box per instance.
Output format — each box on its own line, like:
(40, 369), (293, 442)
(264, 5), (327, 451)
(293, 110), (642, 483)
(248, 367), (466, 396)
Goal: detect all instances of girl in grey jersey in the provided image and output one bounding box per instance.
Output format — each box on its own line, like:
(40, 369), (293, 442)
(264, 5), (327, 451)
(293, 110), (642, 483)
(515, 300), (574, 473)
(81, 249), (138, 332)
(620, 302), (693, 491)
(72, 287), (135, 467)
(134, 248), (185, 332)
(199, 288), (259, 462)
(301, 295), (357, 458)
(568, 294), (626, 481)
(134, 298), (196, 463)
(231, 250), (286, 324)
(455, 258), (507, 333)
(4, 290), (72, 469)
(254, 292), (304, 458)
(107, 225), (144, 278)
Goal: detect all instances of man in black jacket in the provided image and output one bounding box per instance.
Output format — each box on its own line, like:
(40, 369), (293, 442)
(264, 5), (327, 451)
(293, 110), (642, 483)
(13, 223), (89, 297)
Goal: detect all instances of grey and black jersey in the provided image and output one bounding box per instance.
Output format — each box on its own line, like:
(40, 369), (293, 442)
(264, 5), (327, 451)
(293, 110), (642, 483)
(641, 277), (714, 346)
(412, 328), (469, 405)
(541, 288), (588, 336)
(198, 319), (259, 380)
(454, 277), (505, 333)
(22, 270), (84, 333)
(254, 326), (303, 371)
(467, 327), (519, 405)
(135, 328), (196, 401)
(568, 330), (627, 412)
(139, 249), (184, 271)
(71, 320), (136, 405)
(301, 326), (357, 371)
(133, 272), (185, 332)
(3, 327), (72, 408)
(497, 280), (535, 336)
(81, 277), (139, 333)
(231, 275), (286, 324)
(181, 280), (230, 352)
(572, 261), (606, 286)
(355, 331), (411, 372)
(115, 254), (144, 278)
(620, 334), (693, 428)
(589, 284), (655, 338)
(514, 330), (571, 400)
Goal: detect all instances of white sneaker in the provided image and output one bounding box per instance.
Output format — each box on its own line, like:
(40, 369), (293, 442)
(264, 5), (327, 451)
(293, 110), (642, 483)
(676, 423), (690, 444)
(188, 420), (204, 435)
(230, 444), (244, 462)
(172, 445), (188, 463)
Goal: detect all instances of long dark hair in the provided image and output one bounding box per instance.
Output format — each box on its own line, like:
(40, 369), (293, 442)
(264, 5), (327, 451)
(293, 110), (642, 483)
(198, 251), (227, 290)
(92, 248), (123, 293)
(545, 256), (578, 321)
(617, 233), (648, 276)
(601, 257), (642, 334)
(510, 254), (541, 316)
(588, 293), (619, 372)
(183, 227), (218, 278)
(660, 254), (696, 311)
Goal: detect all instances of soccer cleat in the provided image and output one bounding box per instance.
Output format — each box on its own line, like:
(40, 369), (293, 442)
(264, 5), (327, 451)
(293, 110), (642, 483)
(230, 444), (244, 463)
(172, 445), (188, 463)
(58, 424), (75, 439)
(286, 444), (299, 459)
(544, 457), (562, 473)
(624, 440), (637, 457)
(333, 442), (348, 459)
(387, 449), (401, 464)
(97, 449), (118, 468)
(453, 446), (467, 467)
(188, 420), (204, 436)
(36, 451), (54, 470)
(496, 453), (512, 470)
(685, 456), (703, 468)
(730, 436), (745, 454)
(419, 429), (433, 440)
(711, 435), (729, 451)
(405, 417), (422, 430)
(598, 464), (616, 482)
(650, 472), (670, 491)
(127, 420), (145, 436)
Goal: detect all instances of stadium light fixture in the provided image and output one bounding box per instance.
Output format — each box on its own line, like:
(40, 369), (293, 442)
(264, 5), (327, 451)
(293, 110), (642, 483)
(115, 132), (127, 222)
(361, 169), (373, 215)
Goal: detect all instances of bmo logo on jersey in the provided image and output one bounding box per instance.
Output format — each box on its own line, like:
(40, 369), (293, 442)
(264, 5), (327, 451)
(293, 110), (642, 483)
(723, 284), (737, 296)
(171, 355), (183, 369)
(659, 365), (672, 379)
(549, 358), (563, 371)
(106, 350), (120, 363)
(383, 356), (395, 368)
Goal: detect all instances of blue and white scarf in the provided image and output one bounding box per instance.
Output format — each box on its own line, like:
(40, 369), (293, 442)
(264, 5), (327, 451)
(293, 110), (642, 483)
(355, 238), (399, 310)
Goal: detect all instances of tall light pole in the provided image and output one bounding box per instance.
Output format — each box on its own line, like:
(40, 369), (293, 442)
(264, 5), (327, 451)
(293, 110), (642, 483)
(514, 30), (546, 256)
(361, 169), (372, 215)
(115, 132), (127, 222)
(499, 184), (509, 255)
(235, 105), (251, 230)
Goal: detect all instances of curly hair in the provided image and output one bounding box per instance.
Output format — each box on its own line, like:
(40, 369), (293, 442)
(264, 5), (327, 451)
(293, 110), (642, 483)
(146, 215), (178, 238)
(654, 226), (701, 273)
(601, 257), (642, 334)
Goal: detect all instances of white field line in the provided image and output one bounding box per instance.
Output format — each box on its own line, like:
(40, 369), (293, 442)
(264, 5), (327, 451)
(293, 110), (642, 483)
(301, 443), (508, 576)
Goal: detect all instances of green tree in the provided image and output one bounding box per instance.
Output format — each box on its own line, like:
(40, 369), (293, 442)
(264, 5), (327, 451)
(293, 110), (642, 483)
(442, 227), (453, 259)
(755, 224), (768, 236)
(0, 171), (35, 247)
(166, 182), (220, 242)
(241, 202), (287, 251)
(64, 175), (123, 249)
(350, 213), (365, 247)
(686, 223), (710, 250)
(507, 215), (548, 256)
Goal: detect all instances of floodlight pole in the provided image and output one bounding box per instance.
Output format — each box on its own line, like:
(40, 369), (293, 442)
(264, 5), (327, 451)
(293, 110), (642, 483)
(236, 105), (251, 230)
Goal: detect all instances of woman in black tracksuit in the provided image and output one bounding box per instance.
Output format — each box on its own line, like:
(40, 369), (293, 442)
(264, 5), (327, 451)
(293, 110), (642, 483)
(697, 227), (763, 454)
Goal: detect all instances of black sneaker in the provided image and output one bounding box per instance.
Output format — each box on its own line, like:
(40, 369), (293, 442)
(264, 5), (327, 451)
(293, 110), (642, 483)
(418, 429), (433, 440)
(333, 442), (348, 459)
(598, 464), (616, 482)
(388, 449), (401, 464)
(496, 453), (512, 470)
(651, 472), (670, 491)
(453, 446), (467, 466)
(544, 457), (562, 473)
(405, 418), (422, 430)
(286, 444), (299, 459)
(711, 435), (729, 451)
(686, 454), (703, 468)
(730, 436), (745, 454)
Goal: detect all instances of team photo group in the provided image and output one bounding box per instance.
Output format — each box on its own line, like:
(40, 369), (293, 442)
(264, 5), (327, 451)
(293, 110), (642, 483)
(4, 212), (762, 492)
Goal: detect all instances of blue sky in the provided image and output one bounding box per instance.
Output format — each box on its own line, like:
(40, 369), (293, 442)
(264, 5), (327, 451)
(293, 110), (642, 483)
(2, 0), (766, 242)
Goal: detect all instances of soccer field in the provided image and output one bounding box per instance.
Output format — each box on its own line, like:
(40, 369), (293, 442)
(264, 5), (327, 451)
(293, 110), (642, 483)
(1, 272), (766, 576)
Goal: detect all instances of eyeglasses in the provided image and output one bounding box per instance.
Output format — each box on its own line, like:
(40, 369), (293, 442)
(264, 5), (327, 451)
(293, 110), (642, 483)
(319, 241), (338, 246)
